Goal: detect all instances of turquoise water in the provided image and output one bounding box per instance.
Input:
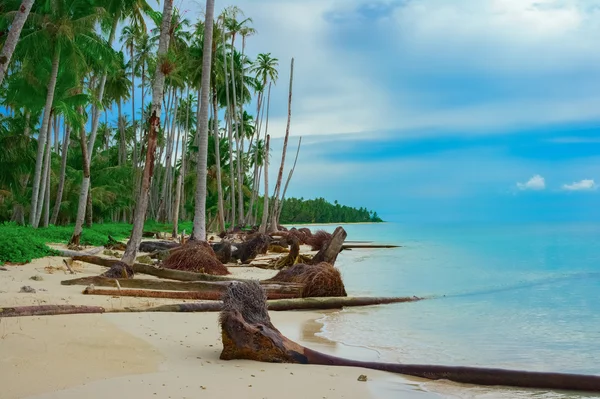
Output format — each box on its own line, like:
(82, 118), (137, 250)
(294, 223), (600, 398)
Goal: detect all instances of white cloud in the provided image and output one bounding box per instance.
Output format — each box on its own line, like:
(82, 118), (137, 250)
(517, 175), (546, 190)
(562, 179), (597, 191)
(173, 0), (600, 138)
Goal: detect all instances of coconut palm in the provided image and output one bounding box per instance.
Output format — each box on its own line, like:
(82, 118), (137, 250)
(121, 0), (175, 265)
(191, 0), (215, 241)
(17, 0), (109, 227)
(0, 0), (35, 85)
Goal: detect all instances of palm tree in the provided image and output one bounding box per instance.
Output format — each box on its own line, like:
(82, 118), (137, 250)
(0, 0), (35, 85)
(247, 52), (278, 222)
(121, 0), (175, 265)
(269, 58), (294, 232)
(18, 0), (109, 227)
(191, 0), (216, 241)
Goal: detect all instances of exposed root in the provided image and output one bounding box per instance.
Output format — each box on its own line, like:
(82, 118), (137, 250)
(268, 262), (347, 297)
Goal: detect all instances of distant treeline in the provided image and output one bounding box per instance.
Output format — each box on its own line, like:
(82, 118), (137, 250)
(257, 197), (383, 224)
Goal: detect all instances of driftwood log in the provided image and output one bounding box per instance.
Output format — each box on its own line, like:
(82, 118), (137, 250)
(82, 286), (300, 301)
(0, 295), (423, 318)
(71, 255), (238, 282)
(218, 281), (600, 394)
(61, 276), (304, 299)
(311, 226), (347, 265)
(0, 305), (106, 317)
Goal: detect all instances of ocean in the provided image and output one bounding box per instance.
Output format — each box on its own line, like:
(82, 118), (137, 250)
(294, 223), (600, 398)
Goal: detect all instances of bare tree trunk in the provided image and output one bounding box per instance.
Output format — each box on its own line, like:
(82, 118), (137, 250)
(121, 0), (174, 265)
(118, 100), (125, 166)
(212, 90), (226, 232)
(220, 23), (235, 227)
(85, 185), (93, 227)
(276, 137), (301, 222)
(269, 58), (294, 232)
(229, 38), (244, 227)
(171, 129), (186, 237)
(245, 87), (266, 223)
(50, 125), (71, 225)
(0, 0), (34, 85)
(131, 43), (137, 177)
(191, 0), (215, 241)
(30, 46), (60, 227)
(53, 115), (59, 153)
(158, 89), (179, 222)
(259, 134), (270, 234)
(35, 112), (53, 227)
(69, 113), (91, 246)
(169, 111), (181, 222)
(42, 123), (52, 227)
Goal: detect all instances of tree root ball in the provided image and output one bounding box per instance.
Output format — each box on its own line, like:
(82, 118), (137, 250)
(232, 234), (271, 264)
(268, 262), (347, 298)
(212, 241), (233, 264)
(162, 240), (230, 275)
(101, 261), (135, 279)
(306, 230), (332, 251)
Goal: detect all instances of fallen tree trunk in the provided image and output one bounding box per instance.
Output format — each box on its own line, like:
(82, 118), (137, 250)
(56, 247), (105, 258)
(82, 286), (302, 301)
(311, 226), (346, 265)
(0, 295), (424, 318)
(61, 276), (304, 299)
(142, 295), (422, 313)
(219, 281), (600, 394)
(71, 255), (240, 282)
(341, 244), (400, 249)
(0, 305), (105, 318)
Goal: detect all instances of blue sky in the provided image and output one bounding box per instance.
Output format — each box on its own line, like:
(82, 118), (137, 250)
(141, 0), (600, 222)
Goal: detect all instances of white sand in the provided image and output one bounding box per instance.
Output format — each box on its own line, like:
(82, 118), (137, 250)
(0, 253), (442, 399)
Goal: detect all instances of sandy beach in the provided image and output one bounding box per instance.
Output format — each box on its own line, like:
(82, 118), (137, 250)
(0, 249), (439, 399)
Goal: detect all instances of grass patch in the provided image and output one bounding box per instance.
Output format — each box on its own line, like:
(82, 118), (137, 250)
(0, 220), (194, 265)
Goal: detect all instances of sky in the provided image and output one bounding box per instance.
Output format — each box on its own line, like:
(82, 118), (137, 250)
(141, 0), (600, 223)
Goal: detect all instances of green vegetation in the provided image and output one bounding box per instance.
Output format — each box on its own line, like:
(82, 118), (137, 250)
(0, 1), (383, 257)
(258, 197), (383, 224)
(0, 221), (192, 264)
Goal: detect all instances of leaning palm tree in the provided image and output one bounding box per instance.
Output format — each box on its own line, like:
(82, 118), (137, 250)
(191, 0), (216, 241)
(121, 0), (175, 265)
(0, 0), (35, 85)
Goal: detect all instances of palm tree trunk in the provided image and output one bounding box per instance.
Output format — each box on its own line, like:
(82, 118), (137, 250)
(53, 115), (59, 153)
(212, 90), (226, 232)
(245, 87), (266, 223)
(171, 108), (187, 238)
(131, 43), (137, 176)
(228, 36), (244, 226)
(121, 0), (174, 265)
(269, 58), (294, 232)
(220, 23), (235, 227)
(69, 114), (91, 246)
(35, 112), (53, 227)
(118, 100), (125, 165)
(86, 15), (118, 160)
(50, 124), (71, 225)
(42, 130), (51, 227)
(276, 137), (301, 222)
(191, 0), (215, 241)
(30, 46), (60, 227)
(259, 134), (270, 234)
(0, 0), (34, 85)
(259, 82), (272, 233)
(158, 89), (178, 222)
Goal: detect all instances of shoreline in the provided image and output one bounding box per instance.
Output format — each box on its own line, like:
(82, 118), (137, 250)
(0, 250), (440, 399)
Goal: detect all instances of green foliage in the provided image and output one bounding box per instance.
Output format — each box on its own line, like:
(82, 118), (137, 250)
(0, 220), (196, 264)
(253, 197), (383, 225)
